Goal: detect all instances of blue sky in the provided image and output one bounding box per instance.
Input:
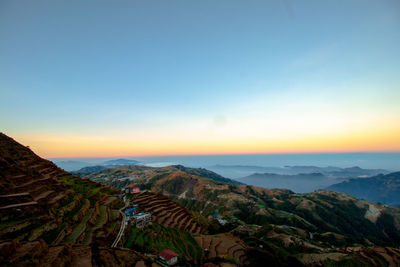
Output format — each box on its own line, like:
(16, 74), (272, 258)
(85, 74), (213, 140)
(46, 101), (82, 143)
(1, 0), (399, 157)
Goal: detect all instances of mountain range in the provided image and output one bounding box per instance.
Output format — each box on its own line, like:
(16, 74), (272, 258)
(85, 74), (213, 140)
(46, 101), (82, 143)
(207, 164), (389, 178)
(77, 161), (400, 265)
(327, 172), (400, 207)
(54, 158), (140, 172)
(236, 172), (344, 193)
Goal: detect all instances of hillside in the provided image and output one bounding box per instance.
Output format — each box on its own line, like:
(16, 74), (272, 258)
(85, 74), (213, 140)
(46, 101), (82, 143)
(0, 133), (156, 266)
(236, 172), (344, 193)
(0, 133), (254, 266)
(327, 172), (400, 206)
(81, 163), (400, 265)
(78, 164), (242, 188)
(208, 164), (388, 179)
(54, 158), (140, 172)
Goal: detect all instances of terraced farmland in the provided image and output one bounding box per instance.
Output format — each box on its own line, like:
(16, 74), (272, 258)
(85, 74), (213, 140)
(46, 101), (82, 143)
(0, 239), (153, 266)
(195, 235), (249, 266)
(0, 133), (124, 248)
(124, 223), (203, 264)
(131, 191), (205, 234)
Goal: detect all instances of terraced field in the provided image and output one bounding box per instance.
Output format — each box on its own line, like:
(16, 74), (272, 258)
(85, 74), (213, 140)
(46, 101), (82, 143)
(124, 223), (203, 264)
(195, 235), (249, 266)
(0, 239), (153, 266)
(131, 191), (205, 234)
(0, 133), (124, 248)
(44, 175), (123, 246)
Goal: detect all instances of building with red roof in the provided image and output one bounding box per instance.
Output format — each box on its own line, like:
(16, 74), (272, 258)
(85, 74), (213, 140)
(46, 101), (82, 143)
(125, 184), (140, 194)
(158, 249), (178, 265)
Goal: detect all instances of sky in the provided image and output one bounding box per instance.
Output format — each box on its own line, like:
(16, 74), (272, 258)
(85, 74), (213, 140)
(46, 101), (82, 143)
(1, 0), (400, 158)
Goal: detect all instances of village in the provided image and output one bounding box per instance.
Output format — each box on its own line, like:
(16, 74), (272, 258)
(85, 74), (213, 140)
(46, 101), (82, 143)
(109, 183), (233, 267)
(114, 185), (181, 267)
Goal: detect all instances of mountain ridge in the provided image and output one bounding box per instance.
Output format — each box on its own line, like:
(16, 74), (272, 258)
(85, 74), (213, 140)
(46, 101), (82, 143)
(327, 171), (400, 206)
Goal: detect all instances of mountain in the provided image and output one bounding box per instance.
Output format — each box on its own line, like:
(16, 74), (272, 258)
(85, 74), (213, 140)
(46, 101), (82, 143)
(170, 165), (243, 185)
(207, 164), (388, 179)
(236, 172), (346, 193)
(327, 172), (400, 206)
(53, 158), (140, 172)
(327, 166), (389, 177)
(102, 158), (140, 166)
(77, 164), (242, 188)
(71, 160), (141, 176)
(52, 160), (93, 171)
(71, 165), (110, 175)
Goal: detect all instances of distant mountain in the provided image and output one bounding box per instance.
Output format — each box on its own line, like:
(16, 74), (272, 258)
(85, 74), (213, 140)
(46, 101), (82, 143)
(71, 159), (141, 175)
(75, 164), (242, 188)
(171, 164), (243, 185)
(71, 165), (110, 175)
(328, 166), (389, 177)
(53, 160), (92, 171)
(54, 158), (141, 172)
(237, 172), (346, 193)
(327, 172), (400, 206)
(208, 164), (388, 179)
(103, 158), (140, 166)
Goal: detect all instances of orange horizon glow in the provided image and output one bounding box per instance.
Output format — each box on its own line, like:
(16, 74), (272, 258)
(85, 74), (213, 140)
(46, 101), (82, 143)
(6, 104), (400, 158)
(9, 127), (400, 158)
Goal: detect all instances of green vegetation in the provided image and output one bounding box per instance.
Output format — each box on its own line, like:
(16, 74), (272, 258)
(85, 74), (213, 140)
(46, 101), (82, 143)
(41, 222), (66, 244)
(124, 223), (203, 263)
(64, 208), (94, 243)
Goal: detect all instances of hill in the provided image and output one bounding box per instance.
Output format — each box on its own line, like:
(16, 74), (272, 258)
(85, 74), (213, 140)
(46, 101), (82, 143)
(54, 158), (140, 172)
(52, 160), (93, 172)
(103, 159), (140, 166)
(0, 133), (157, 266)
(208, 164), (388, 179)
(326, 172), (400, 206)
(78, 164), (242, 188)
(236, 172), (343, 193)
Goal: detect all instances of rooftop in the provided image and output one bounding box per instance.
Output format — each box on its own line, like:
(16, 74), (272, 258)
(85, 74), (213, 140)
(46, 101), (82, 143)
(159, 249), (178, 261)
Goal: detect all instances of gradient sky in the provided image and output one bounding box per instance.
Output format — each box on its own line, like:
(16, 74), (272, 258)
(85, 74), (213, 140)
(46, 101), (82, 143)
(1, 0), (400, 157)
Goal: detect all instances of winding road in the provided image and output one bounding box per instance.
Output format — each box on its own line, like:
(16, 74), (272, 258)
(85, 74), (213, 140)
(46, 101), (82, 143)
(111, 197), (129, 247)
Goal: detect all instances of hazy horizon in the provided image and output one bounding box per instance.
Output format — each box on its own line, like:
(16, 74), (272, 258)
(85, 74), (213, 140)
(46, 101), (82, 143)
(50, 152), (400, 172)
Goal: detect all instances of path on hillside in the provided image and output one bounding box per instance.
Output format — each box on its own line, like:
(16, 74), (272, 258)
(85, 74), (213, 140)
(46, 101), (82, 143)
(111, 197), (129, 247)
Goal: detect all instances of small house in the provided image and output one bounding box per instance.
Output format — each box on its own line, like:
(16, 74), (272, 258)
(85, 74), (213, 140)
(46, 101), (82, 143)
(158, 249), (178, 266)
(132, 212), (152, 227)
(125, 184), (140, 194)
(125, 207), (136, 216)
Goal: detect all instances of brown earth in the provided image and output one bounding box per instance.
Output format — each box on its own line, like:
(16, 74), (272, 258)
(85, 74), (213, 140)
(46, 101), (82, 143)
(194, 234), (249, 265)
(0, 239), (153, 266)
(131, 191), (205, 234)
